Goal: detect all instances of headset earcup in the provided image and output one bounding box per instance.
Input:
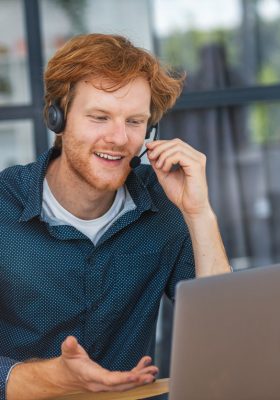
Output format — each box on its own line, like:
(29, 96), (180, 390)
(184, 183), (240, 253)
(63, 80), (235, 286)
(46, 103), (66, 134)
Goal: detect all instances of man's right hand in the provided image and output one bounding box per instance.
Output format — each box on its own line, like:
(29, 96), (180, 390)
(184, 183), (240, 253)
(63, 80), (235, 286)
(7, 336), (159, 400)
(58, 336), (158, 392)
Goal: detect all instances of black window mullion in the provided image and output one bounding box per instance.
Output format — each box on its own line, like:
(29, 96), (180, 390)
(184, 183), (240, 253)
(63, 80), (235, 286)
(0, 105), (37, 120)
(23, 0), (48, 155)
(175, 84), (280, 110)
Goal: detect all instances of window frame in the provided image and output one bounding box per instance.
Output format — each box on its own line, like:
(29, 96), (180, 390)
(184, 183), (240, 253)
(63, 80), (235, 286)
(0, 0), (48, 156)
(0, 0), (280, 156)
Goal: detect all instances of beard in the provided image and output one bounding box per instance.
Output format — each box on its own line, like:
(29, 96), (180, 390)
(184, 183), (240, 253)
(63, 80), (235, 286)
(62, 136), (132, 193)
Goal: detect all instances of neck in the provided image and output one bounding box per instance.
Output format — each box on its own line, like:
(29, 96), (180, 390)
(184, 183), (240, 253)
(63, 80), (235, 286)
(46, 156), (116, 220)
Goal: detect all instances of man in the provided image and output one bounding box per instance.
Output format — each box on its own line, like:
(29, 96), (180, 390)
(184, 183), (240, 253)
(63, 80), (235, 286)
(0, 34), (230, 400)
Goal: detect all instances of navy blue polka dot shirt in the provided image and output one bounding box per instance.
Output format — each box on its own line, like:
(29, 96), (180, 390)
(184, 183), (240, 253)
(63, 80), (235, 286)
(0, 148), (195, 399)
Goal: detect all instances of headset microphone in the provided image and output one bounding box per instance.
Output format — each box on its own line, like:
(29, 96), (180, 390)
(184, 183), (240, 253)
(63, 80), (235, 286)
(130, 124), (159, 169)
(129, 148), (148, 169)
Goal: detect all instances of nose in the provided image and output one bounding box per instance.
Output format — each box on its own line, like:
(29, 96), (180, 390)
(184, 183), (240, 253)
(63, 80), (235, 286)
(103, 121), (128, 146)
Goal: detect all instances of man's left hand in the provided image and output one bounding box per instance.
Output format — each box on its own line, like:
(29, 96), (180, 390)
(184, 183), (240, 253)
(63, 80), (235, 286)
(147, 139), (210, 218)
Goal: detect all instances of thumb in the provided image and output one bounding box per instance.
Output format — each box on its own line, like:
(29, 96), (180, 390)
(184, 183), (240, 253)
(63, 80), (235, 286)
(61, 336), (87, 359)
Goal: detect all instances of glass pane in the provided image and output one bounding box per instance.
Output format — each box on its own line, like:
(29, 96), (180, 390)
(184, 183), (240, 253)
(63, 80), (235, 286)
(39, 0), (154, 65)
(0, 0), (31, 105)
(153, 0), (280, 89)
(160, 101), (280, 270)
(0, 120), (35, 171)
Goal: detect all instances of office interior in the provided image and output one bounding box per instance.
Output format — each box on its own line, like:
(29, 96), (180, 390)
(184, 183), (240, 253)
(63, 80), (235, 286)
(1, 0), (280, 379)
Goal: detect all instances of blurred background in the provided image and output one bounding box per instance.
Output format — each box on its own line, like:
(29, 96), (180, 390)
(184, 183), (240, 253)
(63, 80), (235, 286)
(1, 0), (280, 378)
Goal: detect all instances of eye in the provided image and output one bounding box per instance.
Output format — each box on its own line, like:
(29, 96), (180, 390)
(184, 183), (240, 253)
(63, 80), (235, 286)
(127, 119), (144, 126)
(87, 115), (108, 122)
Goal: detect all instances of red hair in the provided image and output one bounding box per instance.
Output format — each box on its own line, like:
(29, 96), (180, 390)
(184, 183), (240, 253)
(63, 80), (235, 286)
(44, 33), (185, 149)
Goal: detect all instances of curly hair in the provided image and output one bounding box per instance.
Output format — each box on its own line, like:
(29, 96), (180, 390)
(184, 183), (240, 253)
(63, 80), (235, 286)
(44, 33), (186, 149)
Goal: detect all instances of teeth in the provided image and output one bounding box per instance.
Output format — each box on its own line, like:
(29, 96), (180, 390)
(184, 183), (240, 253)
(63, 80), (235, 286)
(95, 152), (122, 160)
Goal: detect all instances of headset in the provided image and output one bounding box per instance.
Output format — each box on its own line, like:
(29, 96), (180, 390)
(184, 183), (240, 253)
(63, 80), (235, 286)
(46, 101), (159, 169)
(129, 124), (158, 168)
(46, 101), (66, 134)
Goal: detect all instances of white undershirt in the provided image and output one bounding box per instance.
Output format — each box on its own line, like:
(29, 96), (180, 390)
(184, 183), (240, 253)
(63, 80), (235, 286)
(41, 179), (136, 245)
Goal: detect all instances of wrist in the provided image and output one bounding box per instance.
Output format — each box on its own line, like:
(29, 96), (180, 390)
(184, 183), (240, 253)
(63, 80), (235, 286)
(182, 205), (217, 226)
(6, 357), (73, 400)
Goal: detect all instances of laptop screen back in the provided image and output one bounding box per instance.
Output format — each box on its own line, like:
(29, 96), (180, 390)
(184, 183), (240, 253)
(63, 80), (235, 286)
(169, 264), (280, 400)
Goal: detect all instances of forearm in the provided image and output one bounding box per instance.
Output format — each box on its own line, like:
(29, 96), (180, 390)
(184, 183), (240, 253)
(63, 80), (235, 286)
(6, 358), (75, 400)
(183, 207), (231, 277)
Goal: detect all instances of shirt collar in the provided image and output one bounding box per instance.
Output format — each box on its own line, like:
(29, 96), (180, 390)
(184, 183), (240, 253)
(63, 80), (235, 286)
(19, 147), (158, 222)
(19, 147), (60, 222)
(125, 169), (158, 213)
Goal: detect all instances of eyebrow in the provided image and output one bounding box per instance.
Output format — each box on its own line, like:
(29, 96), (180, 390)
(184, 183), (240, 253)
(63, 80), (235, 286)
(85, 108), (109, 114)
(85, 108), (151, 119)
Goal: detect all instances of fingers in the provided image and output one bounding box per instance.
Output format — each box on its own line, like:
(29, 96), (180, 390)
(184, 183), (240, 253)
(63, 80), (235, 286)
(101, 369), (156, 386)
(132, 356), (158, 377)
(147, 139), (206, 173)
(86, 368), (157, 393)
(93, 358), (158, 386)
(146, 138), (197, 157)
(83, 356), (158, 393)
(133, 356), (152, 370)
(133, 365), (158, 379)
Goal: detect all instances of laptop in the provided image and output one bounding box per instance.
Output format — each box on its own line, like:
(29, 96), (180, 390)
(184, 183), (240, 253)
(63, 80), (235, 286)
(169, 263), (280, 400)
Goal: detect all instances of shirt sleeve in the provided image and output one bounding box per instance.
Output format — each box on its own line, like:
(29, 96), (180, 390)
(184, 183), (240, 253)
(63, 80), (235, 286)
(0, 357), (19, 400)
(164, 235), (195, 302)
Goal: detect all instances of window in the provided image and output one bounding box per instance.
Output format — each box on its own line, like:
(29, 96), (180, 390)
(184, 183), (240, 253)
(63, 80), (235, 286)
(0, 120), (34, 170)
(0, 0), (31, 105)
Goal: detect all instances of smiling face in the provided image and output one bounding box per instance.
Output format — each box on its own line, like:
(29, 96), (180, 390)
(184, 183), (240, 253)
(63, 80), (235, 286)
(60, 76), (151, 193)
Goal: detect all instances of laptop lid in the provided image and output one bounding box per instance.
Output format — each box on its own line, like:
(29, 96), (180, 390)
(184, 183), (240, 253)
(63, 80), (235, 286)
(169, 264), (280, 400)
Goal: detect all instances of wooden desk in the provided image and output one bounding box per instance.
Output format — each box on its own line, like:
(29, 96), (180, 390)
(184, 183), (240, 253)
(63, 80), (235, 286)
(52, 378), (169, 400)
